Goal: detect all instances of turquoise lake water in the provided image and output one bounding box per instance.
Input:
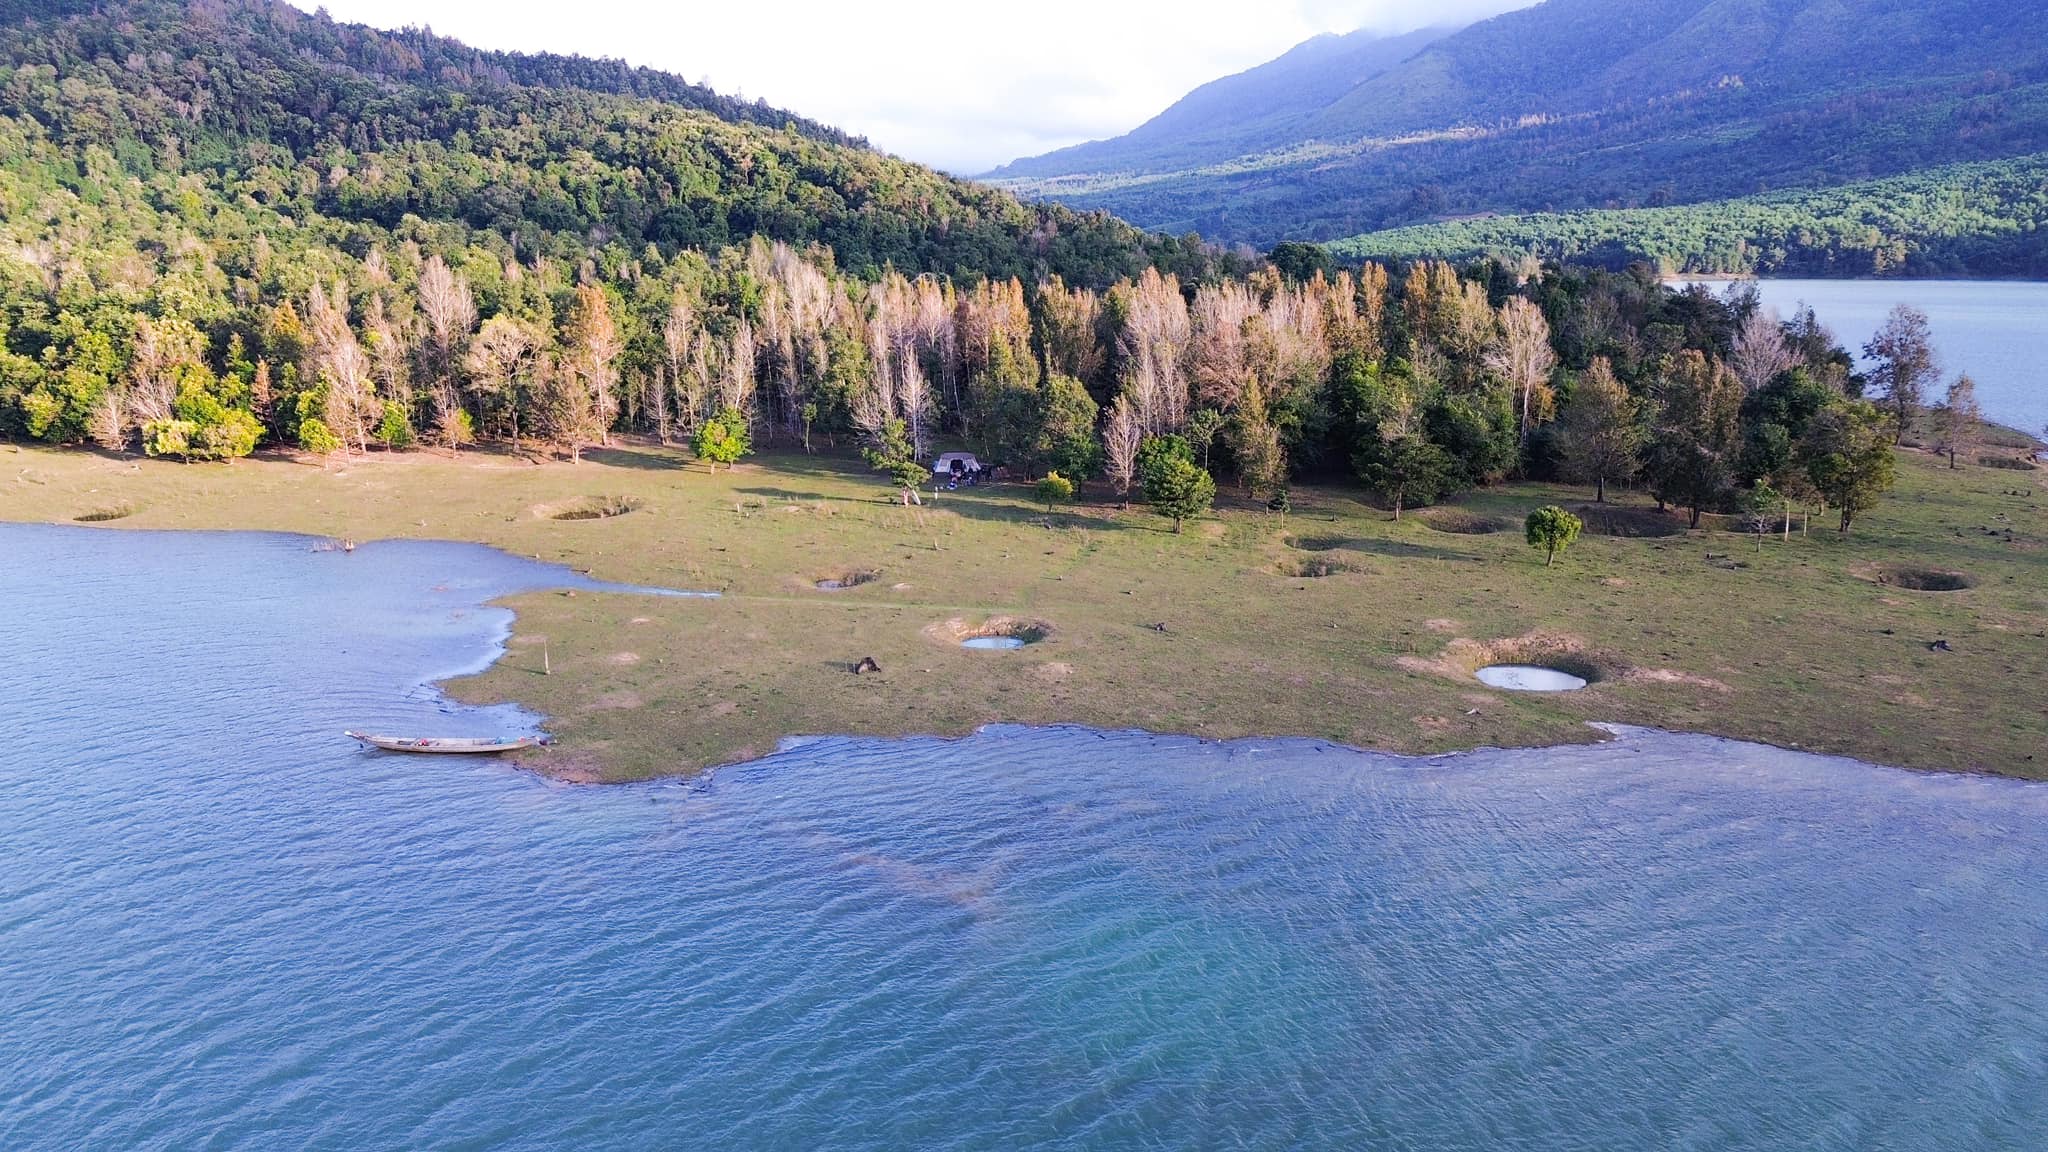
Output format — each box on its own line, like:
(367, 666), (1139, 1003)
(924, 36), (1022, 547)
(4, 522), (2047, 1149)
(1681, 279), (2048, 440)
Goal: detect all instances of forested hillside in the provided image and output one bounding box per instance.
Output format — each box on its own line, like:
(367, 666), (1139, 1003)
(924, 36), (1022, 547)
(993, 0), (2048, 251)
(0, 0), (1216, 285)
(1329, 156), (2048, 278)
(1, 0), (1922, 549)
(988, 24), (1458, 181)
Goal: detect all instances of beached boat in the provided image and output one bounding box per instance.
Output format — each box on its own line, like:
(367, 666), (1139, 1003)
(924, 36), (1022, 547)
(345, 731), (546, 754)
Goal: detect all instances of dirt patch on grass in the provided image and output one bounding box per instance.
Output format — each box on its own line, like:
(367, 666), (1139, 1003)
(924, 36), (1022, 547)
(537, 496), (643, 521)
(1575, 505), (1686, 538)
(1874, 565), (1977, 592)
(924, 615), (1055, 647)
(1421, 509), (1512, 535)
(586, 690), (645, 711)
(1624, 667), (1731, 692)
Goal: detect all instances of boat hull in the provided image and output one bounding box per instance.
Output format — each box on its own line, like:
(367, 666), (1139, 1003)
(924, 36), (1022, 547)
(345, 731), (544, 754)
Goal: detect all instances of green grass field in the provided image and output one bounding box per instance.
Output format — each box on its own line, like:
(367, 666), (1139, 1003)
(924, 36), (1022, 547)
(5, 439), (2044, 781)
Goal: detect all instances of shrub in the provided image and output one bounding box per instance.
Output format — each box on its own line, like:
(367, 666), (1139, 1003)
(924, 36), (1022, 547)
(694, 405), (752, 470)
(1525, 505), (1584, 566)
(297, 416), (342, 456)
(375, 400), (415, 449)
(1035, 471), (1075, 512)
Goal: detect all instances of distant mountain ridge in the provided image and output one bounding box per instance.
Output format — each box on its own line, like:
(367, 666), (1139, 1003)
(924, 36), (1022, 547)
(987, 24), (1459, 180)
(991, 0), (2048, 251)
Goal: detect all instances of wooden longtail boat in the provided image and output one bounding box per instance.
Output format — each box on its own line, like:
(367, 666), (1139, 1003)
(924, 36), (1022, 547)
(345, 731), (546, 754)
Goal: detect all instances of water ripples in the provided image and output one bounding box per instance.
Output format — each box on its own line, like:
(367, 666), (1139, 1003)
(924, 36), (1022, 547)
(3, 524), (2047, 1150)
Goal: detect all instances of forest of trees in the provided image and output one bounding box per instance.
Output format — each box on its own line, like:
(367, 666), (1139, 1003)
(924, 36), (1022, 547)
(1328, 155), (2048, 278)
(0, 214), (1920, 535)
(0, 0), (1931, 536)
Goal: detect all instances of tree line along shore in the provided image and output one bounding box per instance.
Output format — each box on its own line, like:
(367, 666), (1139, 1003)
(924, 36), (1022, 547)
(8, 235), (2038, 538)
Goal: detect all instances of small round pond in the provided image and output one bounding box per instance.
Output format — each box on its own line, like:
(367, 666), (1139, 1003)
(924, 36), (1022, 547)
(961, 636), (1028, 650)
(1476, 665), (1589, 692)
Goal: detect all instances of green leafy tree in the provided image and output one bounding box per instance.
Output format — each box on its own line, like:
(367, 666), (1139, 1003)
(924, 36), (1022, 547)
(1557, 357), (1643, 502)
(1034, 373), (1101, 479)
(1645, 351), (1744, 528)
(297, 417), (343, 456)
(1185, 407), (1227, 471)
(694, 406), (753, 471)
(1035, 471), (1075, 513)
(1138, 433), (1195, 489)
(1799, 400), (1897, 534)
(862, 418), (927, 505)
(1139, 436), (1215, 533)
(1230, 381), (1287, 499)
(1525, 505), (1583, 566)
(1355, 432), (1454, 520)
(374, 400), (416, 450)
(1864, 304), (1937, 443)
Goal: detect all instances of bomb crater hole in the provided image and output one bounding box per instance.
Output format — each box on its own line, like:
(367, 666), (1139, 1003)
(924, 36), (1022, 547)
(1476, 665), (1590, 692)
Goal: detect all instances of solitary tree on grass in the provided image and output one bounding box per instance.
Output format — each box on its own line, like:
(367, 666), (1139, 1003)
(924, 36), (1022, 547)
(1864, 305), (1937, 443)
(1935, 375), (1981, 469)
(1355, 432), (1453, 521)
(1525, 505), (1583, 567)
(1138, 435), (1215, 533)
(694, 405), (752, 472)
(1035, 471), (1075, 514)
(862, 418), (926, 505)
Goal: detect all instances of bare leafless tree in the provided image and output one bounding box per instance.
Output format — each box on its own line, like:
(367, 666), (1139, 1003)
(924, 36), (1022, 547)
(466, 315), (539, 444)
(1729, 306), (1795, 393)
(661, 289), (696, 437)
(417, 256), (476, 449)
(1487, 296), (1557, 442)
(1103, 394), (1143, 506)
(566, 283), (622, 447)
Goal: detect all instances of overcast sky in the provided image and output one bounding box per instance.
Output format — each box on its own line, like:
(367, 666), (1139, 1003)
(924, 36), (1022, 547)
(291, 1), (1531, 173)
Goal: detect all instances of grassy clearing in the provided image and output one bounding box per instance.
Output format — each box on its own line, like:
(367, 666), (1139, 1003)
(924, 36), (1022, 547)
(4, 439), (2044, 782)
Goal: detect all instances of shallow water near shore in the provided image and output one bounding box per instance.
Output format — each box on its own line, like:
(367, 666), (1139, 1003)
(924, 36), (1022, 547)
(4, 523), (2047, 1150)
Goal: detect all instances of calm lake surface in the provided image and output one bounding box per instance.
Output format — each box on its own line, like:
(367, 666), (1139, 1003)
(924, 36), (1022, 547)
(5, 522), (2047, 1150)
(1682, 279), (2048, 439)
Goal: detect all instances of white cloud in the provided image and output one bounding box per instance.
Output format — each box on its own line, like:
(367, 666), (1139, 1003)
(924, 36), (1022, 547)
(291, 1), (1529, 173)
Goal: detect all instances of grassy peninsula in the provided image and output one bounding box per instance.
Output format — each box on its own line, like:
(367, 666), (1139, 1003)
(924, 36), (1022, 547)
(7, 437), (2043, 782)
